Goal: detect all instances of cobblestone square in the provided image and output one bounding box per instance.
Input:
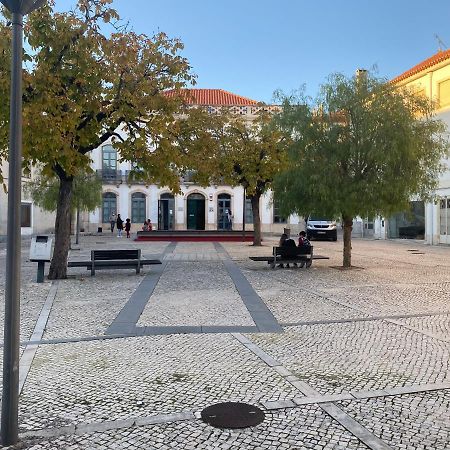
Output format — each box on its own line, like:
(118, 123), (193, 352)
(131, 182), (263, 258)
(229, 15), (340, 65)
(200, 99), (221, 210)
(1, 236), (450, 449)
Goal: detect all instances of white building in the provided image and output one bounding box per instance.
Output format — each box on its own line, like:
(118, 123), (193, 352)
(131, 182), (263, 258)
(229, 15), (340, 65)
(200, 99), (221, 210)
(84, 89), (303, 235)
(0, 161), (55, 242)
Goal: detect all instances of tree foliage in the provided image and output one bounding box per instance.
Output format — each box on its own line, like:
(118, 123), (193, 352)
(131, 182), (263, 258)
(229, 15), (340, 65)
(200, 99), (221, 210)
(184, 110), (290, 245)
(26, 171), (102, 213)
(274, 72), (449, 266)
(0, 0), (198, 278)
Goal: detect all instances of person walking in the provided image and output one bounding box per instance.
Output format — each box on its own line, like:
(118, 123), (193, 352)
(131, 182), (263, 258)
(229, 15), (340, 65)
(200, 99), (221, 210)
(125, 218), (131, 238)
(227, 209), (233, 230)
(116, 214), (124, 237)
(109, 212), (116, 233)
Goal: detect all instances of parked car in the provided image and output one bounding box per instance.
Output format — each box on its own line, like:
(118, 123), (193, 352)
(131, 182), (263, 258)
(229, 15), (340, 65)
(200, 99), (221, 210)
(306, 217), (338, 241)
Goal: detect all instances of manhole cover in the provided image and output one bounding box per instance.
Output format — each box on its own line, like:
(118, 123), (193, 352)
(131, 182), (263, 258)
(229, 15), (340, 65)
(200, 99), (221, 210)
(201, 402), (265, 429)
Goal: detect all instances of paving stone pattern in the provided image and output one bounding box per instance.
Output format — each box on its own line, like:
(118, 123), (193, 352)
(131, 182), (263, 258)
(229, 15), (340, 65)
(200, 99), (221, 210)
(138, 261), (253, 327)
(338, 390), (450, 449)
(18, 334), (299, 432)
(2, 236), (450, 448)
(15, 406), (369, 450)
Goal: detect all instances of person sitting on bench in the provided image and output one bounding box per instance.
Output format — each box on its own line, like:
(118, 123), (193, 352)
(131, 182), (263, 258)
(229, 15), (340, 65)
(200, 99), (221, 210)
(298, 231), (311, 250)
(278, 233), (297, 268)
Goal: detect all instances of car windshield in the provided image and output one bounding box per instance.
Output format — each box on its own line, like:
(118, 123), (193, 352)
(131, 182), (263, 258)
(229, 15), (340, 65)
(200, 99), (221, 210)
(309, 217), (332, 221)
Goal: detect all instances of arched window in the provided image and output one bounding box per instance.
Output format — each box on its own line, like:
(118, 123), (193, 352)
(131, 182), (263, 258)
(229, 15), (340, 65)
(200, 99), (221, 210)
(131, 192), (146, 224)
(102, 192), (117, 223)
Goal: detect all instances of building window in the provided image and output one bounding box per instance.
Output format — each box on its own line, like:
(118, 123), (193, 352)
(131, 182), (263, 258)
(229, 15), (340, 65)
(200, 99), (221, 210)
(439, 79), (450, 108)
(102, 192), (117, 223)
(21, 203), (31, 227)
(440, 198), (450, 235)
(102, 145), (117, 171)
(131, 192), (146, 224)
(245, 197), (253, 224)
(273, 197), (287, 224)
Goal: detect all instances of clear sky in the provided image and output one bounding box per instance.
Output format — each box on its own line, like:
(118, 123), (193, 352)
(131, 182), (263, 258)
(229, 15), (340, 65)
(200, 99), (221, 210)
(54, 0), (450, 104)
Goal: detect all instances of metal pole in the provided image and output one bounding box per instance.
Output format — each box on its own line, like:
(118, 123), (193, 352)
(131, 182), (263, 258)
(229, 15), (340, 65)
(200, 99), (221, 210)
(76, 206), (80, 245)
(242, 187), (246, 241)
(2, 11), (23, 446)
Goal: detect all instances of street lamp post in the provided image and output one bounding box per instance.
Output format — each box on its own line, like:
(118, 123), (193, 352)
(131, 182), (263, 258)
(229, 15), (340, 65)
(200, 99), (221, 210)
(0, 0), (46, 445)
(242, 186), (246, 241)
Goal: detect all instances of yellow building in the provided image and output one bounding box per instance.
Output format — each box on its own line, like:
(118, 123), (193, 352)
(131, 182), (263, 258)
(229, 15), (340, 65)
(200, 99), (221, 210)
(377, 51), (450, 244)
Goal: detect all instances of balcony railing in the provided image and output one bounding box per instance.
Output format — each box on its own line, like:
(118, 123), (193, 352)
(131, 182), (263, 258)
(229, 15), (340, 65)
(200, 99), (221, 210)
(125, 170), (147, 185)
(96, 169), (124, 184)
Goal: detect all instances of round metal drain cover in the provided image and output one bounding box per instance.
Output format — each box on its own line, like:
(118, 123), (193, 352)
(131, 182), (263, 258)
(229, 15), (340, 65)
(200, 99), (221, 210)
(201, 402), (265, 429)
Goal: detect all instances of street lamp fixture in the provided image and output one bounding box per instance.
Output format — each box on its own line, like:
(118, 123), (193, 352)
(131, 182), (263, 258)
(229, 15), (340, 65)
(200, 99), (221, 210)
(0, 0), (46, 446)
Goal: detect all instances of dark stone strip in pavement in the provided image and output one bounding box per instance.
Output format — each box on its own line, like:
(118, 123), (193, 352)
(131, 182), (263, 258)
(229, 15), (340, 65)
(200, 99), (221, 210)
(19, 281), (59, 394)
(233, 332), (393, 450)
(17, 325), (262, 347)
(105, 242), (177, 335)
(216, 244), (282, 333)
(281, 310), (450, 328)
(320, 402), (393, 450)
(20, 411), (196, 440)
(213, 242), (227, 254)
(386, 318), (450, 344)
(104, 266), (167, 334)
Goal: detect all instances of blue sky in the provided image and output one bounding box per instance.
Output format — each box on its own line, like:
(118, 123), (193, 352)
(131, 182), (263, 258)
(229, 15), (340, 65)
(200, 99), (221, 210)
(55, 0), (450, 103)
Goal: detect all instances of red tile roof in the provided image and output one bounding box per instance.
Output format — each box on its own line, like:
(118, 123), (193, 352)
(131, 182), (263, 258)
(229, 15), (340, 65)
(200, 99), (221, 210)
(392, 49), (450, 84)
(165, 88), (260, 106)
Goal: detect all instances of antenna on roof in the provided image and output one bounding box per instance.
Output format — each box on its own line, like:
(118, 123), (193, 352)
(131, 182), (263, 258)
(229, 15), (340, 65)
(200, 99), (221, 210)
(434, 34), (447, 52)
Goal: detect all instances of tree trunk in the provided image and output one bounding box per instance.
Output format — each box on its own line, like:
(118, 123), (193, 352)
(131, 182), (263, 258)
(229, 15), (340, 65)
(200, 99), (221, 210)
(342, 216), (353, 268)
(251, 194), (262, 246)
(48, 177), (73, 279)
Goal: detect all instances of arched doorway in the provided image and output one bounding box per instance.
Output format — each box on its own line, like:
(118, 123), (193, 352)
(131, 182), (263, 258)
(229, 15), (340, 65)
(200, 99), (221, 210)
(158, 193), (175, 230)
(131, 192), (146, 225)
(102, 192), (117, 223)
(217, 194), (231, 230)
(187, 193), (206, 230)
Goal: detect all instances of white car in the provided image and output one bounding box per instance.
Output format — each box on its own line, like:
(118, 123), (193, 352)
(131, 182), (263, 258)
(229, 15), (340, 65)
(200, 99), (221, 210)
(306, 217), (338, 241)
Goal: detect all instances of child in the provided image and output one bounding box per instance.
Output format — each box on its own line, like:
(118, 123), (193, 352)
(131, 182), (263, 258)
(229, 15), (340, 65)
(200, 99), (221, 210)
(298, 230), (311, 248)
(125, 218), (131, 238)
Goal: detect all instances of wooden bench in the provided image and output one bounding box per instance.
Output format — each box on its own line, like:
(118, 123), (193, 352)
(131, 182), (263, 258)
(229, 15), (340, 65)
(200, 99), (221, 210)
(249, 246), (329, 269)
(68, 249), (162, 276)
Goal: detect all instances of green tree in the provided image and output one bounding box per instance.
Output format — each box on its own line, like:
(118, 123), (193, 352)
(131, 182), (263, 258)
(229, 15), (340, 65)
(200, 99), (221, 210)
(0, 0), (195, 278)
(26, 171), (102, 244)
(26, 172), (102, 213)
(184, 110), (290, 245)
(274, 73), (449, 267)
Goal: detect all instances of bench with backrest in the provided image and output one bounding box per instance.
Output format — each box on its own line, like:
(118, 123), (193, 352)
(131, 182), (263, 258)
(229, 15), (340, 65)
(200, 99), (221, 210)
(249, 245), (329, 269)
(67, 249), (162, 276)
(272, 245), (313, 268)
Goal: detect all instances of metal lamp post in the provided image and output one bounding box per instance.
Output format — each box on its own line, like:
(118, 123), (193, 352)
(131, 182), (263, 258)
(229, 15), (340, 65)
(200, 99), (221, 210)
(242, 186), (246, 241)
(0, 0), (46, 445)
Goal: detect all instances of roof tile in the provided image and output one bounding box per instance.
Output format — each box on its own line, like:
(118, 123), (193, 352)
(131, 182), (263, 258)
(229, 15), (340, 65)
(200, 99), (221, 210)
(392, 49), (450, 83)
(165, 88), (260, 106)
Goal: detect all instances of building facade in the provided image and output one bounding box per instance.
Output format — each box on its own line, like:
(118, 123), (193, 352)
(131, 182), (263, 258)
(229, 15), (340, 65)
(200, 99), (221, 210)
(0, 161), (55, 241)
(85, 89), (303, 235)
(374, 51), (450, 244)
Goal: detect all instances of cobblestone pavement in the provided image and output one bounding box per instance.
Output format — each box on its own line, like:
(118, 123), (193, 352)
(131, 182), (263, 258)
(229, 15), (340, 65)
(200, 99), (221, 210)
(1, 236), (450, 449)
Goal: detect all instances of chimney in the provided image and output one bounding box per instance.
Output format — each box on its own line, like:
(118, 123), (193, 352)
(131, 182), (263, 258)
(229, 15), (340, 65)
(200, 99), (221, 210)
(355, 68), (368, 93)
